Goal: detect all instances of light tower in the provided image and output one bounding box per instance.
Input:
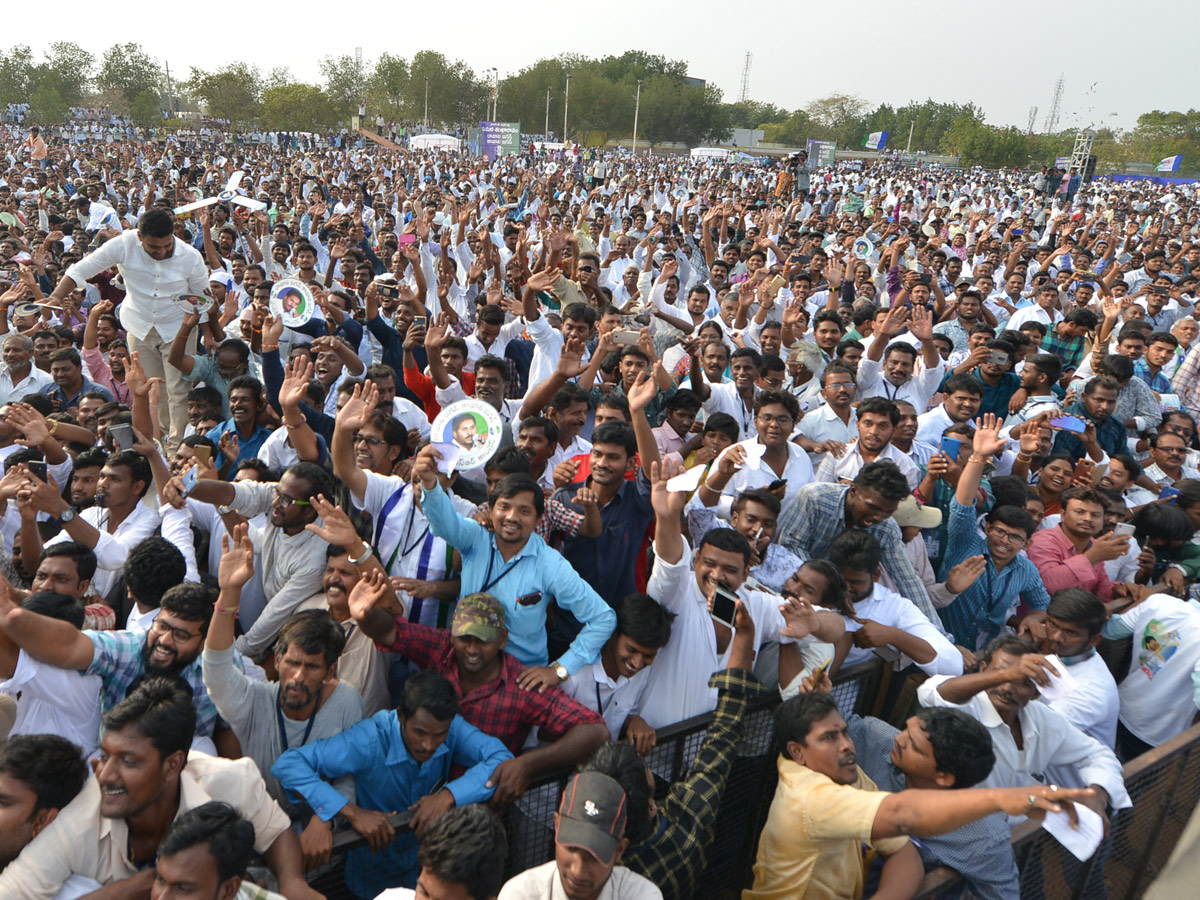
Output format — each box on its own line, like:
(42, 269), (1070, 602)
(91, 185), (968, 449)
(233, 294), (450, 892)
(738, 52), (752, 104)
(1043, 74), (1064, 134)
(1026, 105), (1038, 134)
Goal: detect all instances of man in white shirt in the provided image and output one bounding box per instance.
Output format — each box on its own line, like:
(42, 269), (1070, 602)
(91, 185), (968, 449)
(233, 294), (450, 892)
(1018, 588), (1119, 747)
(0, 590), (102, 757)
(796, 363), (858, 470)
(917, 634), (1130, 826)
(857, 303), (945, 409)
(45, 208), (210, 450)
(816, 397), (920, 490)
(915, 375), (983, 446)
(0, 733), (90, 872)
(639, 460), (843, 729)
(0, 334), (53, 404)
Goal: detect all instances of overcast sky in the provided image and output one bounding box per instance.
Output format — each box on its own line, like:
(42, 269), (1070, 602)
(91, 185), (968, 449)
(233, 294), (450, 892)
(43, 0), (1198, 133)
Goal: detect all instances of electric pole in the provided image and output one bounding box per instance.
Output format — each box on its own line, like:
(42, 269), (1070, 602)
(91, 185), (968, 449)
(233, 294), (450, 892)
(632, 79), (642, 155)
(563, 71), (571, 142)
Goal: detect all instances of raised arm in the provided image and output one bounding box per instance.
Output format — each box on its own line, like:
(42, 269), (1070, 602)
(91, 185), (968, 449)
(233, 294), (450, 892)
(0, 575), (95, 670)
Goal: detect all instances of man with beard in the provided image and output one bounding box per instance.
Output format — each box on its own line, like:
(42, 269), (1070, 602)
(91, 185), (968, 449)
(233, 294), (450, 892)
(0, 678), (322, 900)
(0, 579), (245, 750)
(65, 447), (106, 510)
(202, 524), (364, 871)
(207, 376), (271, 480)
(172, 461), (331, 660)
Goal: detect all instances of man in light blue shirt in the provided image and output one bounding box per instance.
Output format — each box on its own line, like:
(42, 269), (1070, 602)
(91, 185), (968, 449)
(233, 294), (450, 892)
(272, 671), (511, 899)
(415, 445), (616, 691)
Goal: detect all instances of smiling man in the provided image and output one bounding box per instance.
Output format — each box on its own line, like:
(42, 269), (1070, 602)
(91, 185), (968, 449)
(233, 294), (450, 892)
(0, 678), (321, 900)
(207, 376), (272, 480)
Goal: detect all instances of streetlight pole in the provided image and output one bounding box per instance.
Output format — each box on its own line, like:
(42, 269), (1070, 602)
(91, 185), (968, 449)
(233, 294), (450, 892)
(424, 77), (429, 131)
(563, 71), (571, 142)
(544, 87), (551, 138)
(632, 79), (642, 155)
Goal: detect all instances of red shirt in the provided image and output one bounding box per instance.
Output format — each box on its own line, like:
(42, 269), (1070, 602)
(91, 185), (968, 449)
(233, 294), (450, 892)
(380, 617), (601, 754)
(404, 365), (475, 421)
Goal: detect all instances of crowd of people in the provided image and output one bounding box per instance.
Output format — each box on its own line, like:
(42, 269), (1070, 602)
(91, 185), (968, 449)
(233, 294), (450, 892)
(0, 118), (1196, 900)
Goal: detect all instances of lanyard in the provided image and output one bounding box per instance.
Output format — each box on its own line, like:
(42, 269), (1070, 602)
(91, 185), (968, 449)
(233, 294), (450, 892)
(480, 549), (528, 594)
(276, 685), (322, 752)
(594, 679), (617, 717)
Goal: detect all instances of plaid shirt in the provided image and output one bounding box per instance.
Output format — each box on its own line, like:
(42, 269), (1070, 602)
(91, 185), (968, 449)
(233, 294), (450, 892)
(380, 618), (601, 753)
(86, 629), (244, 737)
(623, 669), (766, 900)
(1134, 359), (1173, 394)
(1173, 341), (1200, 420)
(777, 482), (940, 625)
(1041, 328), (1086, 372)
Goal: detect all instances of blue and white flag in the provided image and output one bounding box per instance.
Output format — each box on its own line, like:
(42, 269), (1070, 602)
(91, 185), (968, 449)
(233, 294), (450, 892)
(864, 130), (889, 150)
(1157, 155), (1182, 173)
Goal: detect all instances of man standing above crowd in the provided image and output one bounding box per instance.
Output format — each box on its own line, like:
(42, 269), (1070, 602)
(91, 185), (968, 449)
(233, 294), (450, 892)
(42, 208), (210, 450)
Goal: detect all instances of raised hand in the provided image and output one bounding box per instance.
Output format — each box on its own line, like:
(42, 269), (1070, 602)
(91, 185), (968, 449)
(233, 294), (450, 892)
(279, 356), (315, 412)
(304, 494), (364, 548)
(348, 567), (389, 622)
(335, 379), (379, 433)
(971, 413), (1009, 458)
(218, 522), (256, 591)
(649, 458), (688, 520)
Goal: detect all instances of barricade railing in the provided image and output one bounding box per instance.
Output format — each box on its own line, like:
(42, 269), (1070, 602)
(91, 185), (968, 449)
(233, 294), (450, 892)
(305, 659), (1200, 900)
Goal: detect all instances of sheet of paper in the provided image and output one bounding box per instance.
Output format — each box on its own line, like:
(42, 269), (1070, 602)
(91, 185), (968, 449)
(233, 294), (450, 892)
(666, 464), (706, 493)
(431, 441), (464, 476)
(742, 442), (768, 470)
(1038, 654), (1077, 703)
(1042, 801), (1105, 861)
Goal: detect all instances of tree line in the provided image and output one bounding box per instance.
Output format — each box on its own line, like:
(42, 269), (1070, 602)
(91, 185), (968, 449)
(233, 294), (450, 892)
(0, 43), (1194, 172)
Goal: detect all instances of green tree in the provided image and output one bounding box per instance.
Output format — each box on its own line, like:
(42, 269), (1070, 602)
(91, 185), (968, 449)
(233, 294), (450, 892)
(29, 84), (67, 123)
(726, 100), (788, 130)
(321, 53), (365, 117)
(763, 109), (816, 147)
(97, 43), (160, 110)
(804, 93), (871, 146)
(0, 46), (35, 107)
(129, 91), (161, 127)
(186, 63), (261, 127)
(41, 43), (92, 106)
(261, 83), (341, 132)
(366, 53), (408, 121)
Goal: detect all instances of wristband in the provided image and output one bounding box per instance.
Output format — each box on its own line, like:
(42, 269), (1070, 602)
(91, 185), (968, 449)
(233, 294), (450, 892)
(351, 542), (373, 566)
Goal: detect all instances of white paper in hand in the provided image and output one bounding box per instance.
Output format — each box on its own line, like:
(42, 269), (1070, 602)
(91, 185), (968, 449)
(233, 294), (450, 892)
(1042, 802), (1105, 861)
(431, 442), (464, 476)
(1037, 654), (1077, 703)
(742, 442), (768, 470)
(666, 464), (706, 493)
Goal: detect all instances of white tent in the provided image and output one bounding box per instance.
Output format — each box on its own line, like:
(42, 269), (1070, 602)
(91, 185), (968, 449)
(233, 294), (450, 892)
(410, 133), (461, 152)
(690, 147), (730, 160)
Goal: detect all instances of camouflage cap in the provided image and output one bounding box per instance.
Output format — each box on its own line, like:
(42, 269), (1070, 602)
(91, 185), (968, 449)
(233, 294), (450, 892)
(450, 593), (506, 641)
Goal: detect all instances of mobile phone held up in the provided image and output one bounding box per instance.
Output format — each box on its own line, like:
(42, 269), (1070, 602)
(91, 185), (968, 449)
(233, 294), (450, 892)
(710, 582), (739, 629)
(1049, 415), (1087, 434)
(939, 436), (961, 460)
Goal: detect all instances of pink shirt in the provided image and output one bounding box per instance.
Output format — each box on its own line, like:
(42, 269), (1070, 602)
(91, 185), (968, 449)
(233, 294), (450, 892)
(1027, 525), (1115, 602)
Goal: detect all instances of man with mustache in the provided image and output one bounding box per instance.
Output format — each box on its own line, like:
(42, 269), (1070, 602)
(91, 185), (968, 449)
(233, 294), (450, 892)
(202, 524), (365, 872)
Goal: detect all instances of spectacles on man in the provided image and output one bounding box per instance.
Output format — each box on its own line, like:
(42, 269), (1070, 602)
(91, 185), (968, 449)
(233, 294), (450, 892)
(151, 618), (201, 644)
(273, 486), (312, 508)
(352, 433), (386, 447)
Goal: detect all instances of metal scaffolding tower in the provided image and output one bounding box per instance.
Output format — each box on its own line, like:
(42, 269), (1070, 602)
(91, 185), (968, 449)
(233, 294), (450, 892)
(1044, 74), (1064, 133)
(738, 53), (752, 103)
(1069, 129), (1095, 174)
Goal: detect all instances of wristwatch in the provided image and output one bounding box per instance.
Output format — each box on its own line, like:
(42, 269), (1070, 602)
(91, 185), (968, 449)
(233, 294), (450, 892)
(58, 507), (77, 525)
(553, 661), (568, 682)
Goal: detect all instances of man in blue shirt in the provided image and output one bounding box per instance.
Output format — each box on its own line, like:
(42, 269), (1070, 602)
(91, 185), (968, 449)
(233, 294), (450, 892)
(939, 415), (1049, 651)
(41, 347), (113, 410)
(1051, 376), (1126, 463)
(206, 375), (272, 479)
(272, 670), (511, 899)
(414, 445), (616, 693)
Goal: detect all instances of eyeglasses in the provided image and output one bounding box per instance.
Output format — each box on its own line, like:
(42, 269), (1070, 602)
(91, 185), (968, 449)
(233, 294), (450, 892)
(151, 618), (201, 643)
(1158, 446), (1187, 456)
(352, 433), (385, 447)
(988, 525), (1028, 546)
(577, 265), (596, 273)
(756, 413), (794, 426)
(272, 486), (312, 508)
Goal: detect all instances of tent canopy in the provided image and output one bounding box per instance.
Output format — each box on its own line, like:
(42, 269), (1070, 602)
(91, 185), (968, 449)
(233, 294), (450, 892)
(690, 147), (729, 159)
(410, 133), (461, 151)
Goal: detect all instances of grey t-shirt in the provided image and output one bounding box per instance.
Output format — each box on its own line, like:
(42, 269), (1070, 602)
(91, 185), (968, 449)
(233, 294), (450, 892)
(202, 644), (366, 815)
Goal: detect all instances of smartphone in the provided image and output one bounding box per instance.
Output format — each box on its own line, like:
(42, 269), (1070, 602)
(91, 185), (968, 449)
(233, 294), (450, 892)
(1152, 285), (1169, 296)
(988, 351), (1009, 366)
(110, 423), (134, 451)
(193, 445), (212, 466)
(1112, 522), (1136, 537)
(182, 466), (198, 496)
(413, 315), (427, 329)
(27, 461), (47, 482)
(1049, 415), (1087, 434)
(710, 582), (739, 629)
(1072, 459), (1094, 481)
(612, 330), (641, 346)
(767, 479), (787, 491)
(810, 657), (833, 687)
(797, 255), (812, 265)
(939, 436), (961, 459)
(398, 233), (418, 247)
(917, 273), (932, 285)
(376, 281), (400, 299)
(1160, 484), (1181, 503)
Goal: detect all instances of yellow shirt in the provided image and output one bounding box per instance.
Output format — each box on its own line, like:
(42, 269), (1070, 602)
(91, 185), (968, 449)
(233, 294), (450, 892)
(743, 756), (910, 900)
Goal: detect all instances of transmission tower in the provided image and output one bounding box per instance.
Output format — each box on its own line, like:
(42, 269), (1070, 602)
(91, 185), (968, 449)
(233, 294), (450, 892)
(1043, 74), (1064, 134)
(1026, 105), (1038, 134)
(738, 52), (752, 103)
